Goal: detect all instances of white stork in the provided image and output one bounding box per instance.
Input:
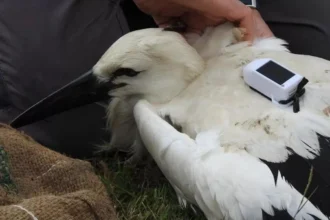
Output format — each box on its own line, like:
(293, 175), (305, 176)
(10, 22), (330, 220)
(92, 23), (330, 220)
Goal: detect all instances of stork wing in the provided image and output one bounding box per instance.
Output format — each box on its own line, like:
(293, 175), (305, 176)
(133, 100), (199, 207)
(133, 100), (330, 220)
(133, 100), (239, 220)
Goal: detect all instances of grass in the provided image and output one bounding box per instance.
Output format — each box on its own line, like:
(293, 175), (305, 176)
(99, 159), (321, 220)
(92, 153), (206, 220)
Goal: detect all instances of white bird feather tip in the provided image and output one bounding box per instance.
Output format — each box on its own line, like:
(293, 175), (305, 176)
(273, 171), (328, 220)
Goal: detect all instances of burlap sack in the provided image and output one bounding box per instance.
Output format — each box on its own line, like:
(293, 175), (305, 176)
(0, 123), (117, 220)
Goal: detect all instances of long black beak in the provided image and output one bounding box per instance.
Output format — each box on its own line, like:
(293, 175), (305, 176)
(10, 70), (114, 128)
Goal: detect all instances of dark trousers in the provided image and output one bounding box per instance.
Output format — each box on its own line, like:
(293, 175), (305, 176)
(123, 0), (330, 60)
(258, 0), (330, 60)
(0, 0), (329, 158)
(0, 0), (129, 158)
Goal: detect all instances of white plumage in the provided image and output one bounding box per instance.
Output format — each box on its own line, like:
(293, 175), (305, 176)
(93, 23), (330, 219)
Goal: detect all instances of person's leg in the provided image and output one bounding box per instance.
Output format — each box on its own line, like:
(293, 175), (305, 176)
(0, 0), (129, 158)
(258, 0), (330, 60)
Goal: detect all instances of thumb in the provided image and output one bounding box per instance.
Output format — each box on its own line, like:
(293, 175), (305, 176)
(239, 11), (256, 42)
(223, 1), (256, 42)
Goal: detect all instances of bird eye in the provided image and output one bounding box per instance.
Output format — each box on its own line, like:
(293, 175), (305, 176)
(122, 68), (140, 77)
(110, 68), (140, 82)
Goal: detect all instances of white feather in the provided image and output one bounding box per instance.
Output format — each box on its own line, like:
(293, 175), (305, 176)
(134, 100), (328, 220)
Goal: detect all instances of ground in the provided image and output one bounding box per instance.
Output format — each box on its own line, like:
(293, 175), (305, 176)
(91, 152), (206, 220)
(89, 149), (317, 220)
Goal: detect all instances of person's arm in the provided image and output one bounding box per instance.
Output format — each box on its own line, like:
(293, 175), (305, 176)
(172, 0), (273, 41)
(133, 0), (273, 41)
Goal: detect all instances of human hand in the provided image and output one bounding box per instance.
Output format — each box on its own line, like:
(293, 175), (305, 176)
(133, 0), (273, 42)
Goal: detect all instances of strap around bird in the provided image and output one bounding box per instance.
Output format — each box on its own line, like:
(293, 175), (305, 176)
(278, 77), (309, 113)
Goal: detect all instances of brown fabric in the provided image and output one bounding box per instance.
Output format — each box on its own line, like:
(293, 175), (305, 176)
(0, 123), (117, 220)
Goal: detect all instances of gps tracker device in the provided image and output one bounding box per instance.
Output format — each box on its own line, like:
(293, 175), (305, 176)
(243, 58), (309, 113)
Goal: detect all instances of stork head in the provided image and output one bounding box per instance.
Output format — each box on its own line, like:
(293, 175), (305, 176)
(10, 27), (205, 128)
(93, 28), (205, 103)
(92, 28), (205, 161)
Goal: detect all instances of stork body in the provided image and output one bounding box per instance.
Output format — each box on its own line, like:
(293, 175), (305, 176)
(157, 37), (330, 164)
(92, 23), (330, 219)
